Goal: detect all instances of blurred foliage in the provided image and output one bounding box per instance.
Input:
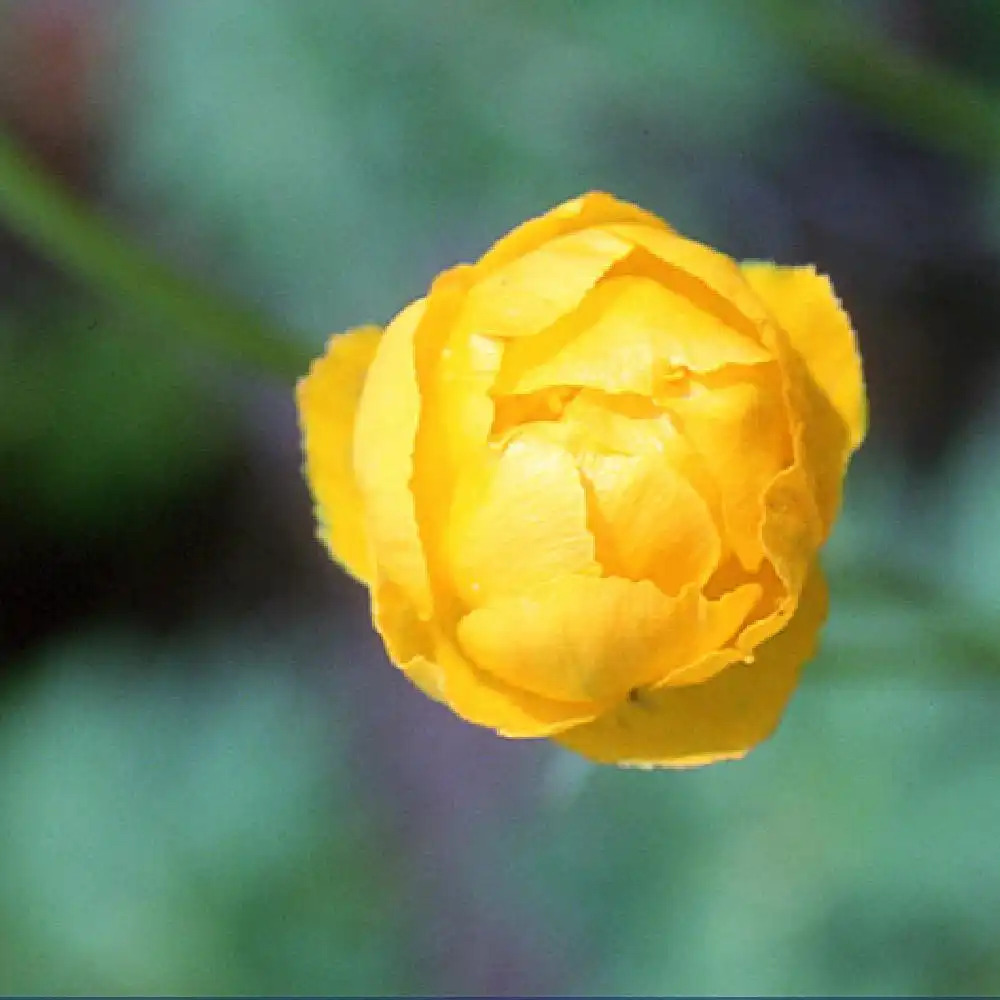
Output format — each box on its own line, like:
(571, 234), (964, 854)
(110, 0), (802, 334)
(0, 299), (228, 535)
(2, 0), (1000, 995)
(0, 632), (411, 995)
(0, 132), (310, 382)
(757, 0), (1000, 166)
(525, 663), (1000, 996)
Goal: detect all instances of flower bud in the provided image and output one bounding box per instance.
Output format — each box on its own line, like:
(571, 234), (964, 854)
(297, 192), (866, 767)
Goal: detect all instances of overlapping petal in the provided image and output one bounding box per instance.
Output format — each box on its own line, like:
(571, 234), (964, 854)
(374, 574), (602, 738)
(457, 226), (634, 342)
(495, 275), (771, 397)
(663, 365), (792, 572)
(604, 224), (772, 344)
(457, 574), (759, 704)
(742, 264), (867, 535)
(445, 429), (600, 608)
(298, 192), (863, 769)
(555, 564), (828, 767)
(475, 191), (669, 276)
(353, 298), (433, 616)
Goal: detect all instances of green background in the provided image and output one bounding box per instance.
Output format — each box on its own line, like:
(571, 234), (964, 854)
(2, 1), (1000, 994)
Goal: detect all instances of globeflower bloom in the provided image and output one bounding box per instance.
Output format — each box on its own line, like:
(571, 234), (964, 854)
(297, 192), (866, 767)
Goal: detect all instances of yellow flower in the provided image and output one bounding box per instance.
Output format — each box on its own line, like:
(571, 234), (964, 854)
(297, 192), (866, 768)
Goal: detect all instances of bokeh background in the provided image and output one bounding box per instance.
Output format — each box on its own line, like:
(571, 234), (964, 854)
(3, 0), (1000, 994)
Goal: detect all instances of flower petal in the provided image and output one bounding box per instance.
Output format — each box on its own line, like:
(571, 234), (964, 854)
(577, 447), (720, 596)
(457, 575), (759, 704)
(353, 298), (433, 615)
(297, 326), (381, 582)
(457, 226), (633, 342)
(741, 263), (867, 535)
(409, 268), (509, 620)
(663, 365), (792, 572)
(445, 430), (600, 608)
(741, 264), (865, 450)
(476, 191), (669, 276)
(736, 455), (823, 653)
(554, 564), (829, 767)
(496, 275), (771, 397)
(373, 574), (601, 738)
(604, 224), (771, 343)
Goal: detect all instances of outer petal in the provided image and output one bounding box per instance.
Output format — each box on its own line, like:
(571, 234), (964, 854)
(476, 191), (670, 276)
(456, 226), (633, 342)
(741, 264), (866, 451)
(555, 564), (828, 767)
(353, 299), (434, 615)
(373, 574), (602, 738)
(456, 575), (759, 704)
(296, 326), (381, 583)
(741, 264), (867, 534)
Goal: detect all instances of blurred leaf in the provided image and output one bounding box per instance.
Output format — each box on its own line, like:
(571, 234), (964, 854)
(0, 130), (310, 382)
(754, 0), (1000, 166)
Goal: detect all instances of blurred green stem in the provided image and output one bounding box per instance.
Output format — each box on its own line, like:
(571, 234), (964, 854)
(0, 130), (312, 382)
(755, 0), (1000, 167)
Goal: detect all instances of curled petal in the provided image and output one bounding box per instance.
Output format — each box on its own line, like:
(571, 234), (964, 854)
(741, 263), (867, 536)
(737, 456), (823, 653)
(296, 326), (381, 583)
(554, 564), (829, 767)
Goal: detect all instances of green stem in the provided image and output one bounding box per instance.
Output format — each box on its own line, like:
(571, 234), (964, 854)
(0, 130), (313, 382)
(753, 0), (1000, 167)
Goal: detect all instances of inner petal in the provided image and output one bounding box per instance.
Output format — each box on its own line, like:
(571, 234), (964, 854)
(662, 364), (792, 572)
(496, 275), (771, 398)
(557, 391), (728, 559)
(578, 448), (720, 596)
(601, 225), (772, 344)
(444, 428), (601, 608)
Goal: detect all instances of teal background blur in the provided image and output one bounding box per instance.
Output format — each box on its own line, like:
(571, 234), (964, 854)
(3, 1), (1000, 994)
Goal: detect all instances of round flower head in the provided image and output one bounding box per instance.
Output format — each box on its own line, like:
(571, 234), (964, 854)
(297, 192), (866, 768)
